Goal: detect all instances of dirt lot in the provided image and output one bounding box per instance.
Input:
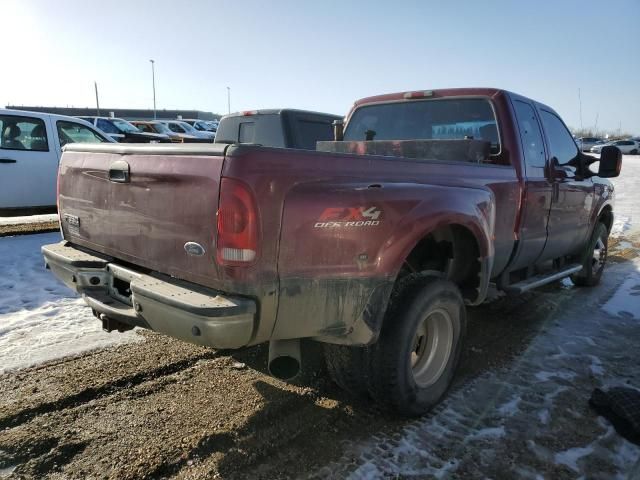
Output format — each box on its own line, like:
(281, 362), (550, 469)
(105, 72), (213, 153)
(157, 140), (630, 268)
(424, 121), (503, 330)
(0, 235), (639, 479)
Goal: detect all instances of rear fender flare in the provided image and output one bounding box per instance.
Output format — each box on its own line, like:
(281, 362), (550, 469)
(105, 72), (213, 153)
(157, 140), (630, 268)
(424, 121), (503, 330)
(377, 191), (495, 305)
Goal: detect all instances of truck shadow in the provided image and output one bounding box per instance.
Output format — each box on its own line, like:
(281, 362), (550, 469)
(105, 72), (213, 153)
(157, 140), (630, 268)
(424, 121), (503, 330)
(154, 286), (574, 478)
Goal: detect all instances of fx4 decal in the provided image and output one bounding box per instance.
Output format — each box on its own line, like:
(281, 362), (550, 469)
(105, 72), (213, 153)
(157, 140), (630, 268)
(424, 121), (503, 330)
(314, 206), (382, 228)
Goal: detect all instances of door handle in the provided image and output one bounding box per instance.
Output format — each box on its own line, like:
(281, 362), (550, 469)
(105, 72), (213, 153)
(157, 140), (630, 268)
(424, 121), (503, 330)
(0, 158), (17, 164)
(108, 160), (130, 183)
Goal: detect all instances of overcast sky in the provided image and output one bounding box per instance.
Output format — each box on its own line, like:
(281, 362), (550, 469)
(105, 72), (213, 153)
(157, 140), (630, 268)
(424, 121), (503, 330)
(3, 0), (639, 133)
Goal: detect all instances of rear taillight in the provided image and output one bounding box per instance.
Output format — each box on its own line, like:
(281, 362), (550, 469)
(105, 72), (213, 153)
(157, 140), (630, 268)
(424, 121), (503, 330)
(216, 178), (259, 266)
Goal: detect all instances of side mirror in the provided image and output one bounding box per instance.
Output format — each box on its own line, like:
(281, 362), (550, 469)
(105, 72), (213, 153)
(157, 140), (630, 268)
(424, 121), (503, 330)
(598, 146), (622, 178)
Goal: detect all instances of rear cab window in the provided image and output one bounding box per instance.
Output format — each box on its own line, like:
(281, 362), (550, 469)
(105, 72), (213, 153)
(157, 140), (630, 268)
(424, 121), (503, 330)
(343, 98), (501, 162)
(0, 114), (49, 151)
(513, 100), (546, 173)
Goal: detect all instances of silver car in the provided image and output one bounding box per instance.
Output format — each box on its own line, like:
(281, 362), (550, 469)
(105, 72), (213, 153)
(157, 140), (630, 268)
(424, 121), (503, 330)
(160, 121), (215, 142)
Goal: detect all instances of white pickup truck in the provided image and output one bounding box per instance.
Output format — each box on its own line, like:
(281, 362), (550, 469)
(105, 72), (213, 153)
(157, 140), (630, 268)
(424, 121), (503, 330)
(0, 109), (113, 213)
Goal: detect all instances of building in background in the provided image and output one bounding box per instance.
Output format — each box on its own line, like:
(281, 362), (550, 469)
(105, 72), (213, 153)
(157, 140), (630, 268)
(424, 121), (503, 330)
(5, 106), (221, 121)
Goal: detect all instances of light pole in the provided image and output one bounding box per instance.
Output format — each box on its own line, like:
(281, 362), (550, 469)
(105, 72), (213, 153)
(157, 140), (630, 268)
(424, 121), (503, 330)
(150, 59), (157, 119)
(226, 86), (230, 114)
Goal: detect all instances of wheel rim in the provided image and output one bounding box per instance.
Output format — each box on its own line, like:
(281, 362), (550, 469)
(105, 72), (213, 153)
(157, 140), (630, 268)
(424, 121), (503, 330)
(592, 237), (607, 273)
(410, 308), (454, 387)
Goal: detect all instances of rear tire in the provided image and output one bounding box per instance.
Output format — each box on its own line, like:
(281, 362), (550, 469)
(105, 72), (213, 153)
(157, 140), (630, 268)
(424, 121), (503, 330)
(571, 222), (608, 287)
(367, 275), (466, 416)
(324, 343), (370, 398)
(631, 149), (638, 155)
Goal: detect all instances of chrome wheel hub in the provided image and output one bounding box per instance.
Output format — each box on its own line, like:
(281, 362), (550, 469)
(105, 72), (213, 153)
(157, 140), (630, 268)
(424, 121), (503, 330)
(411, 308), (454, 387)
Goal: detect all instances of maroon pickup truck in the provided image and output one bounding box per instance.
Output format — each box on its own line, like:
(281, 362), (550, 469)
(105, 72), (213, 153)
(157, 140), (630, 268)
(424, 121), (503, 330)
(43, 88), (622, 415)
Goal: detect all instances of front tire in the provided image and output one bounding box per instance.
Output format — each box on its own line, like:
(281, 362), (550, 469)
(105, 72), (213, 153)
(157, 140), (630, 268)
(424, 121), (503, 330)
(571, 222), (608, 287)
(631, 149), (638, 155)
(367, 276), (466, 416)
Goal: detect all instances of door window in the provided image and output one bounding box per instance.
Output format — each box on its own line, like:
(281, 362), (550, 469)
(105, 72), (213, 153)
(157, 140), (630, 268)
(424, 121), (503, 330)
(0, 115), (49, 151)
(56, 121), (109, 147)
(540, 110), (579, 173)
(167, 123), (186, 133)
(513, 100), (545, 168)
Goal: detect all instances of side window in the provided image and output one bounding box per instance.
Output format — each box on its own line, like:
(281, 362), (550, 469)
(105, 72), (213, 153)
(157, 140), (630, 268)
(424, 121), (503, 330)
(56, 121), (108, 147)
(0, 115), (49, 151)
(294, 119), (334, 150)
(540, 110), (579, 169)
(513, 100), (545, 169)
(238, 122), (255, 143)
(96, 119), (119, 134)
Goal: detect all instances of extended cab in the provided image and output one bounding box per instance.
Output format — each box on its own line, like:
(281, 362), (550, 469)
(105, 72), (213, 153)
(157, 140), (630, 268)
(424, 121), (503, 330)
(43, 88), (622, 415)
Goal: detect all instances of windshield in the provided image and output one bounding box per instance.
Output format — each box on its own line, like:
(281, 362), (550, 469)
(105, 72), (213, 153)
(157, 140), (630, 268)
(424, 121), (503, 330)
(112, 119), (140, 133)
(344, 98), (500, 153)
(166, 122), (186, 133)
(179, 121), (199, 134)
(152, 122), (172, 134)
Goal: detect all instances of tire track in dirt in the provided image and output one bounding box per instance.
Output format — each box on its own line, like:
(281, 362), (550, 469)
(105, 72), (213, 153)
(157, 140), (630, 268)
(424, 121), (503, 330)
(1, 251), (634, 479)
(0, 350), (220, 430)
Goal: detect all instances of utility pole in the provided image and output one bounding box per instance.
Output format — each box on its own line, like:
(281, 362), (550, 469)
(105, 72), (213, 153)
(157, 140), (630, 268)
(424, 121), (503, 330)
(577, 88), (583, 132)
(227, 86), (231, 114)
(150, 59), (157, 119)
(94, 81), (100, 116)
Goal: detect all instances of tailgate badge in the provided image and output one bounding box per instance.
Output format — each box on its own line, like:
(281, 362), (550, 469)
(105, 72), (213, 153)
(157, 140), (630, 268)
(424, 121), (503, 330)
(63, 214), (81, 236)
(184, 242), (206, 257)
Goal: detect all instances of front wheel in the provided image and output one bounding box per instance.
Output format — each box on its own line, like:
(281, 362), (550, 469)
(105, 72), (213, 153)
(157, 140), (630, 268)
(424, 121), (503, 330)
(571, 222), (608, 287)
(367, 276), (466, 416)
(630, 149), (638, 155)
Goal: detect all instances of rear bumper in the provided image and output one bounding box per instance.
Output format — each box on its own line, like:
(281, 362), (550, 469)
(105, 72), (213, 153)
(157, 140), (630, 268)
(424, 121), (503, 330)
(42, 241), (256, 349)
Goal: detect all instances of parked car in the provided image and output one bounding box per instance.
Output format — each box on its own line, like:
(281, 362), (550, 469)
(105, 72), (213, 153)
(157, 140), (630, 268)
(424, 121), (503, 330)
(79, 117), (171, 143)
(180, 119), (218, 133)
(0, 109), (114, 212)
(130, 121), (210, 143)
(590, 139), (639, 155)
(215, 109), (341, 149)
(160, 120), (215, 142)
(575, 137), (605, 152)
(43, 87), (621, 416)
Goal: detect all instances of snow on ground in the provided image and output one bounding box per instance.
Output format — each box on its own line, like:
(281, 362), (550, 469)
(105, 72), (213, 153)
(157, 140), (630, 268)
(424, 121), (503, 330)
(0, 214), (58, 226)
(0, 232), (141, 374)
(610, 155), (640, 237)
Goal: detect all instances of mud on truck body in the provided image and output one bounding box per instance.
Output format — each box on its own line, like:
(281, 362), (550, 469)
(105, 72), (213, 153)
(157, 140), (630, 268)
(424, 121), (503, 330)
(43, 88), (622, 415)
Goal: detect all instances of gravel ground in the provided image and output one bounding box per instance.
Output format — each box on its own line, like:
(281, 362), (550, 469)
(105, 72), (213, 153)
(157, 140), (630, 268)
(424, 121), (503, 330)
(0, 222), (59, 237)
(0, 232), (638, 479)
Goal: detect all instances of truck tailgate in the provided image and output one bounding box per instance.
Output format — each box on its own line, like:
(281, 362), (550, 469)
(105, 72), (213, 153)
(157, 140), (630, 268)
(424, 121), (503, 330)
(58, 144), (228, 287)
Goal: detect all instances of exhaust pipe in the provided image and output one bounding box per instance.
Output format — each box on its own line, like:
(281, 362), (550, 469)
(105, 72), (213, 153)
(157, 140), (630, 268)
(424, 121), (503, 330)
(268, 339), (301, 380)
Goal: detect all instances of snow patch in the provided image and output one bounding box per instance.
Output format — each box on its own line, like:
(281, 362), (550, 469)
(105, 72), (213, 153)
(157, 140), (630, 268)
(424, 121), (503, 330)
(0, 233), (141, 374)
(601, 267), (640, 321)
(534, 370), (576, 382)
(497, 395), (521, 416)
(555, 445), (594, 472)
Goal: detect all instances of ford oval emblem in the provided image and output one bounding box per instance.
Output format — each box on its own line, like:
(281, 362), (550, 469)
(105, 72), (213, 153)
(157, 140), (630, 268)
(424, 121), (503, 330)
(184, 242), (206, 257)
